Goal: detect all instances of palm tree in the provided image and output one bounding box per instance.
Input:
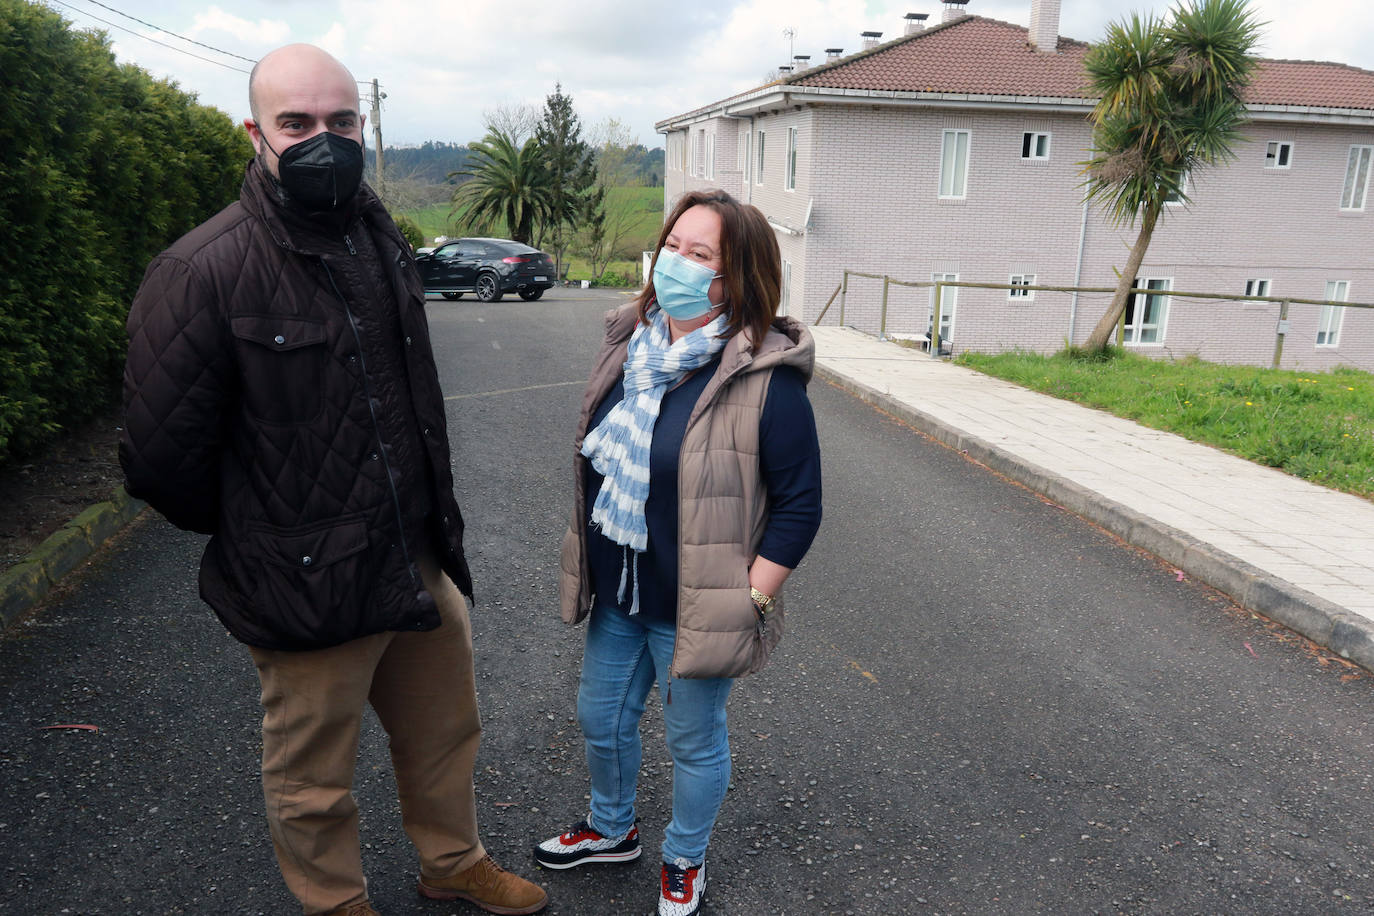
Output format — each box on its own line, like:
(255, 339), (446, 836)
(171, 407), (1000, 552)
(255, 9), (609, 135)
(1080, 0), (1262, 351)
(449, 129), (551, 245)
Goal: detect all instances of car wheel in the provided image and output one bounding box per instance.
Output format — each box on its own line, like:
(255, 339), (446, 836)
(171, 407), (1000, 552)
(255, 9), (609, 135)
(518, 288), (545, 301)
(440, 291), (463, 300)
(475, 273), (502, 302)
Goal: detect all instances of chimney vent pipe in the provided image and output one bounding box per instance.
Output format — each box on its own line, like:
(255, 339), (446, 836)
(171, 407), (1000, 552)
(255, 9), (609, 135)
(1028, 0), (1061, 52)
(904, 12), (929, 35)
(941, 0), (969, 24)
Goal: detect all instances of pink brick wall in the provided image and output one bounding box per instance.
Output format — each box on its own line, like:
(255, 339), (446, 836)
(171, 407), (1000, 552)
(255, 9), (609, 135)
(792, 106), (1374, 370)
(665, 105), (1374, 370)
(663, 121), (745, 211)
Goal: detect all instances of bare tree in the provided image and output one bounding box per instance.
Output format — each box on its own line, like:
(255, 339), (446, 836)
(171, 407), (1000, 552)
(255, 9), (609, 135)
(482, 103), (541, 146)
(375, 164), (454, 213)
(579, 118), (659, 280)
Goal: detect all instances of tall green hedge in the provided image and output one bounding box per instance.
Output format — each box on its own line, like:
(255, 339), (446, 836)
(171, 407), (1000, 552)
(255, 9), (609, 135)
(0, 0), (252, 464)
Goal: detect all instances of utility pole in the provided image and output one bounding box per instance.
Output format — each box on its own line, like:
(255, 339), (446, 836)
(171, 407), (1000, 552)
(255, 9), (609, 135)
(369, 78), (385, 199)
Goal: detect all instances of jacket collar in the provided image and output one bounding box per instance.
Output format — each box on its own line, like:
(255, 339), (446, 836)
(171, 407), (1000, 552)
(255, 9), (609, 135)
(238, 158), (387, 257)
(603, 303), (814, 384)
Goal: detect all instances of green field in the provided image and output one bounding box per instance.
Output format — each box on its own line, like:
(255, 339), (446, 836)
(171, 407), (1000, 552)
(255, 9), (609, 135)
(956, 349), (1374, 500)
(399, 186), (663, 285)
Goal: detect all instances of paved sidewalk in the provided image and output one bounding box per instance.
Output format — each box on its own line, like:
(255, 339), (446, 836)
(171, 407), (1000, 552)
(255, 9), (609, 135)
(811, 325), (1374, 670)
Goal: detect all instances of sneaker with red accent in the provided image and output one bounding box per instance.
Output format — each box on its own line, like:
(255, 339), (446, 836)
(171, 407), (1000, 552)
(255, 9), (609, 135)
(658, 858), (705, 916)
(533, 818), (641, 869)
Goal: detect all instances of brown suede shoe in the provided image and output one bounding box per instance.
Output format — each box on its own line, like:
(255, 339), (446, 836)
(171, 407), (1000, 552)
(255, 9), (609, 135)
(418, 854), (548, 915)
(322, 904), (379, 916)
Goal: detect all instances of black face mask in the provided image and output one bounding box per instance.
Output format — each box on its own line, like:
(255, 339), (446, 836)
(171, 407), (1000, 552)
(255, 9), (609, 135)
(259, 130), (364, 211)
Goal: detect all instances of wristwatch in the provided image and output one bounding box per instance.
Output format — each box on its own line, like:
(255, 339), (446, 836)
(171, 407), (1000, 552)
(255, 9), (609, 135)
(750, 586), (776, 616)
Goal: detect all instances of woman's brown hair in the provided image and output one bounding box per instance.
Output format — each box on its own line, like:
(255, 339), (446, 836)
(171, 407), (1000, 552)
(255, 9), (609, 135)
(635, 189), (781, 348)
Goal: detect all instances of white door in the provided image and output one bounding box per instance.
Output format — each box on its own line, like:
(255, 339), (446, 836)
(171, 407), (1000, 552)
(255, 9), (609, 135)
(930, 272), (957, 345)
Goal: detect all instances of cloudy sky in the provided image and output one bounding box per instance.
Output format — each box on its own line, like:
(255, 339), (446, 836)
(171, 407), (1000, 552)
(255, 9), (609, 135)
(45, 0), (1374, 150)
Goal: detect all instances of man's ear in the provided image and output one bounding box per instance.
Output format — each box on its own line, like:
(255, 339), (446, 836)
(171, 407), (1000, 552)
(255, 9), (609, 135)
(243, 119), (263, 153)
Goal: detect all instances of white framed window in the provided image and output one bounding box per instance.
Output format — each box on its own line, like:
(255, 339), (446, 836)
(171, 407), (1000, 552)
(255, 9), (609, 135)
(781, 259), (792, 315)
(1244, 279), (1271, 297)
(1125, 278), (1170, 345)
(939, 130), (969, 198)
(689, 132), (700, 178)
(1264, 141), (1292, 169)
(785, 127), (798, 191)
(1009, 274), (1035, 300)
(1164, 171), (1190, 206)
(1021, 131), (1050, 160)
(930, 273), (958, 343)
(755, 131), (766, 186)
(1341, 146), (1372, 210)
(706, 131), (715, 180)
(1318, 280), (1348, 347)
(678, 132), (687, 171)
(738, 130), (749, 175)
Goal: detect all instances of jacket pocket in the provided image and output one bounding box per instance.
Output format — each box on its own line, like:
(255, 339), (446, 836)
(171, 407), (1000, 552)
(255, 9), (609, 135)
(230, 315), (328, 424)
(243, 515), (374, 647)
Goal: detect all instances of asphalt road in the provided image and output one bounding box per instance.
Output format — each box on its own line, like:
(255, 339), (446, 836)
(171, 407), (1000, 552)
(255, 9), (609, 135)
(3, 288), (1374, 915)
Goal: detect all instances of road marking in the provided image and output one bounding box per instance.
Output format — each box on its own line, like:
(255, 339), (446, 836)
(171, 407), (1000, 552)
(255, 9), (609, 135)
(833, 645), (879, 684)
(445, 380), (585, 401)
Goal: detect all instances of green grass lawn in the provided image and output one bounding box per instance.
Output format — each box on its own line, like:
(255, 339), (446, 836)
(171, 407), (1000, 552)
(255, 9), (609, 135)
(398, 186), (662, 285)
(955, 349), (1374, 500)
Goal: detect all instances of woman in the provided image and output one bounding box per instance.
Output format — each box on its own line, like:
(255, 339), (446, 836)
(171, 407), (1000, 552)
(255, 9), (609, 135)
(534, 189), (822, 916)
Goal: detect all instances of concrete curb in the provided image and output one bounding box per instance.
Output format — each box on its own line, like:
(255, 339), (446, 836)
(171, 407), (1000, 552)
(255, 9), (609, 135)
(816, 364), (1374, 673)
(0, 486), (146, 631)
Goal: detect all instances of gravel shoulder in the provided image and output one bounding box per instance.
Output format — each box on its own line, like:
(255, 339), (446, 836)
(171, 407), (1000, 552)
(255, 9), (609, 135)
(0, 405), (126, 574)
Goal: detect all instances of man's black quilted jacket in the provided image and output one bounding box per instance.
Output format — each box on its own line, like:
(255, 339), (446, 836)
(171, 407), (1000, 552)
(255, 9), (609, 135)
(120, 161), (473, 650)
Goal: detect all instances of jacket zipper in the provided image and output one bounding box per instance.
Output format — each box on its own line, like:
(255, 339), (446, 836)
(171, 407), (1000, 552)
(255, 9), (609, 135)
(668, 355), (753, 685)
(319, 249), (420, 597)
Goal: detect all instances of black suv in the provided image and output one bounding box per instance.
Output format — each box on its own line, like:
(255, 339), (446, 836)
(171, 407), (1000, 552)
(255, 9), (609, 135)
(415, 237), (556, 302)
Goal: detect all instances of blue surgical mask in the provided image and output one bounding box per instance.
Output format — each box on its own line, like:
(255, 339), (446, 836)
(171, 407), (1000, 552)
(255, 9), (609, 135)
(653, 249), (721, 320)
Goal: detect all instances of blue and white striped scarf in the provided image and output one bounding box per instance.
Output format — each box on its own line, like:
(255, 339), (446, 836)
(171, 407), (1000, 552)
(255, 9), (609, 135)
(582, 307), (728, 611)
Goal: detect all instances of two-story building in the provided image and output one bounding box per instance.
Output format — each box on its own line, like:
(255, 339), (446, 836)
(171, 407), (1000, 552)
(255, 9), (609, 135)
(656, 0), (1374, 371)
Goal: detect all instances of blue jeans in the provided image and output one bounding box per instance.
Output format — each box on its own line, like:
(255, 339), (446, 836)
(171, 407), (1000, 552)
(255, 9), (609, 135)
(577, 603), (733, 866)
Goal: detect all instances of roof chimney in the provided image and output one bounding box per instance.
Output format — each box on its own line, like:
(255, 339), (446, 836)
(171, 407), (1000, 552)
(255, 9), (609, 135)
(1028, 0), (1060, 52)
(792, 54), (811, 72)
(904, 12), (930, 35)
(777, 65), (792, 75)
(861, 30), (883, 50)
(941, 0), (969, 23)
(825, 47), (845, 62)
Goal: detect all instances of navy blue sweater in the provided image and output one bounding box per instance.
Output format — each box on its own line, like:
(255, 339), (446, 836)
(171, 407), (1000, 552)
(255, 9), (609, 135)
(585, 361), (822, 621)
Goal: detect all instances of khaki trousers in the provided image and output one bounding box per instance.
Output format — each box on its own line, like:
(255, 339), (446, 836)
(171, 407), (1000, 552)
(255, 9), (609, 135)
(249, 554), (485, 914)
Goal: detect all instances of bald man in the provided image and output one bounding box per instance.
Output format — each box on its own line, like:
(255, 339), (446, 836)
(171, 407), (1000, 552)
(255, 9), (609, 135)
(120, 44), (547, 916)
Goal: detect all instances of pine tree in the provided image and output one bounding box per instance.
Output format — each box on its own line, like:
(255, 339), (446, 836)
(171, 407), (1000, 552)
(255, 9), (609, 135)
(535, 84), (597, 282)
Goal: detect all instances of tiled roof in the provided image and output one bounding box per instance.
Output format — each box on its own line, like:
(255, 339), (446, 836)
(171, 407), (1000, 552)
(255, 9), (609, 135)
(786, 15), (1374, 112)
(1245, 59), (1374, 110)
(790, 16), (1092, 98)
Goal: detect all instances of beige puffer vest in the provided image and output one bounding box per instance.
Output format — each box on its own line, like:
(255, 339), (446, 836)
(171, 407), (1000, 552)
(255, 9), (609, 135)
(559, 303), (816, 679)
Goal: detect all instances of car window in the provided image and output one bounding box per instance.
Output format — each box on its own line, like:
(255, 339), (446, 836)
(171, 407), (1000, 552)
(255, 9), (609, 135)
(435, 243), (463, 260)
